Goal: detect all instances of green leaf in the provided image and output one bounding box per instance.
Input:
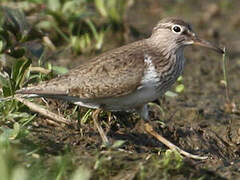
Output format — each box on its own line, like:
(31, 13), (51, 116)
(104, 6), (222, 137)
(52, 65), (69, 75)
(2, 86), (12, 97)
(0, 29), (10, 51)
(0, 125), (19, 144)
(11, 58), (31, 90)
(62, 1), (78, 14)
(0, 72), (12, 97)
(165, 91), (178, 98)
(86, 20), (105, 50)
(36, 20), (53, 30)
(9, 122), (20, 140)
(161, 150), (183, 169)
(175, 84), (184, 93)
(177, 76), (183, 81)
(47, 0), (61, 11)
(0, 41), (3, 52)
(112, 140), (125, 148)
(81, 109), (92, 124)
(0, 73), (9, 88)
(95, 0), (107, 17)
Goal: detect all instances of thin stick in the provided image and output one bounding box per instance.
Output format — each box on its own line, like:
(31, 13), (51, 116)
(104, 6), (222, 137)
(15, 96), (71, 125)
(92, 109), (109, 145)
(144, 123), (208, 160)
(222, 48), (230, 103)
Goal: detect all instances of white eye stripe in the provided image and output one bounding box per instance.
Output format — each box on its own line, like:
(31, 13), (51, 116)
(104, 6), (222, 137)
(171, 25), (182, 34)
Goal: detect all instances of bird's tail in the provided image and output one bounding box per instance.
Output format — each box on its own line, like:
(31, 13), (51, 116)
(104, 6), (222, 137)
(0, 94), (39, 102)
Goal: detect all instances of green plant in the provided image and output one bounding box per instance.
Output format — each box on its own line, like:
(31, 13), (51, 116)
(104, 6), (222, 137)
(95, 0), (128, 24)
(221, 48), (229, 102)
(161, 150), (183, 170)
(175, 76), (184, 93)
(70, 19), (106, 54)
(164, 76), (184, 98)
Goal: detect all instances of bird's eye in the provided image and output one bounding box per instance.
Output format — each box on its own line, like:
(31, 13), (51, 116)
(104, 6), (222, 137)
(172, 25), (182, 33)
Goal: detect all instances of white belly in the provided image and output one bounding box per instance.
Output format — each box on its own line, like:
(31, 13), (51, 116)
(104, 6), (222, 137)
(74, 86), (160, 111)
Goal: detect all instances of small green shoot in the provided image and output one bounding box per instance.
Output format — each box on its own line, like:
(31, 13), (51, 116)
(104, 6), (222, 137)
(81, 109), (92, 125)
(165, 91), (178, 98)
(221, 48), (238, 113)
(175, 76), (185, 93)
(86, 19), (105, 50)
(51, 65), (69, 75)
(0, 58), (31, 97)
(165, 76), (184, 98)
(111, 140), (125, 149)
(95, 0), (128, 24)
(221, 47), (230, 103)
(161, 149), (183, 170)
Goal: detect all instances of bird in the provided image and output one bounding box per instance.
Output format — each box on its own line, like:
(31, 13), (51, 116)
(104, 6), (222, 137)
(13, 18), (223, 159)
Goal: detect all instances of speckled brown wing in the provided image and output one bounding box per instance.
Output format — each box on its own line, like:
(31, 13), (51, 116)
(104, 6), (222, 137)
(16, 40), (147, 99)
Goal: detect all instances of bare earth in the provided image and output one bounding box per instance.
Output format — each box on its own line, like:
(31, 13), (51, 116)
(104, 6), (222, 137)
(26, 1), (240, 179)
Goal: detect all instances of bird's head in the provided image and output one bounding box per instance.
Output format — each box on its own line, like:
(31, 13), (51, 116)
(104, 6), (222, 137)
(150, 18), (223, 54)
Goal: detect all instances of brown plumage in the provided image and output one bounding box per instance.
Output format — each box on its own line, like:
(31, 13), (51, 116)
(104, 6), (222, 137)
(17, 40), (146, 98)
(17, 18), (223, 106)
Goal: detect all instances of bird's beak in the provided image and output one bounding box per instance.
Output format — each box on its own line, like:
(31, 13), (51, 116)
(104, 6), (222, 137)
(192, 36), (224, 54)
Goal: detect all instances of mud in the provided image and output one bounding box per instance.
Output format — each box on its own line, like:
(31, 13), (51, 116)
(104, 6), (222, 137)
(26, 0), (240, 179)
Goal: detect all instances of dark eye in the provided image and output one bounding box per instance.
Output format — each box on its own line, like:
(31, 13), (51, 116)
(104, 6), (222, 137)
(172, 25), (182, 33)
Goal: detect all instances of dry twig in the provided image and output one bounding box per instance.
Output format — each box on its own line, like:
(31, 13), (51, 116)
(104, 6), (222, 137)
(15, 96), (71, 125)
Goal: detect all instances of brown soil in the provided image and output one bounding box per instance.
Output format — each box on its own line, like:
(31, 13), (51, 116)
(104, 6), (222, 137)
(26, 0), (240, 179)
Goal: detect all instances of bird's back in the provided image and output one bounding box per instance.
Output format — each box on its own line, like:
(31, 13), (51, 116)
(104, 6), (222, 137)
(16, 40), (148, 99)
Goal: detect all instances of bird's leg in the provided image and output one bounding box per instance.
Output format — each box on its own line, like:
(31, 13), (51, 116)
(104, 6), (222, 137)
(92, 109), (109, 145)
(135, 104), (208, 160)
(134, 105), (148, 132)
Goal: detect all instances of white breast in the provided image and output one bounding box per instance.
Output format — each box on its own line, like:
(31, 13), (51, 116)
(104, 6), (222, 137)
(139, 54), (160, 88)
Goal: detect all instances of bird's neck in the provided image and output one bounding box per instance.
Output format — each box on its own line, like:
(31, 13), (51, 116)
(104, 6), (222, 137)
(145, 37), (185, 67)
(146, 35), (181, 54)
(144, 38), (185, 92)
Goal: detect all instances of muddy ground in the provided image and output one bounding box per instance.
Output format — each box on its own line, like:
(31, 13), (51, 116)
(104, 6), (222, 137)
(26, 0), (240, 179)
